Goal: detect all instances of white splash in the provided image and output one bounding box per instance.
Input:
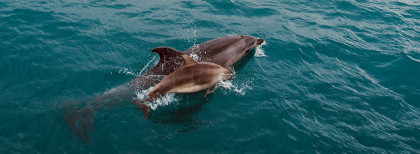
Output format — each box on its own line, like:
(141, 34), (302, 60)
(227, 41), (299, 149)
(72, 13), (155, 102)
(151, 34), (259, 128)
(149, 93), (178, 110)
(217, 78), (253, 96)
(135, 87), (178, 110)
(135, 87), (153, 100)
(189, 53), (200, 61)
(254, 41), (267, 57)
(118, 68), (136, 76)
(183, 19), (198, 45)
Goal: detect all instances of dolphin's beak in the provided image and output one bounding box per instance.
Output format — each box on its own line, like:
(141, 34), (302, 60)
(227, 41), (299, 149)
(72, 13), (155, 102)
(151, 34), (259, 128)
(257, 39), (264, 45)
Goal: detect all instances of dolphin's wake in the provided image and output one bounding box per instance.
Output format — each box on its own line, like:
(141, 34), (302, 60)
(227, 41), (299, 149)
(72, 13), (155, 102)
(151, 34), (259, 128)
(136, 87), (179, 110)
(218, 79), (253, 96)
(254, 41), (267, 57)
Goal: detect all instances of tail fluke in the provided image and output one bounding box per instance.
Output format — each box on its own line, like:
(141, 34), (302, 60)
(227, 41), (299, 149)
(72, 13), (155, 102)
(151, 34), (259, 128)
(133, 99), (150, 118)
(60, 100), (95, 142)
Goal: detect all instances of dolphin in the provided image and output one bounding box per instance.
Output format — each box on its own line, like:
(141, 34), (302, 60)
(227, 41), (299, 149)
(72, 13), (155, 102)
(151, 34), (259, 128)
(62, 35), (264, 140)
(134, 54), (232, 118)
(146, 35), (264, 75)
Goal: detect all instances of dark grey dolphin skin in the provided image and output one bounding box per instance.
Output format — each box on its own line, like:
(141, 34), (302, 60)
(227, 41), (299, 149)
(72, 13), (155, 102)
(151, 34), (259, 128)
(186, 35), (264, 67)
(63, 35), (264, 140)
(146, 35), (264, 76)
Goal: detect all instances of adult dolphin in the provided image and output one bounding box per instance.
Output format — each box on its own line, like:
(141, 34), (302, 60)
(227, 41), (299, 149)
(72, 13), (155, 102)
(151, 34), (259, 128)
(146, 35), (264, 76)
(62, 35), (264, 140)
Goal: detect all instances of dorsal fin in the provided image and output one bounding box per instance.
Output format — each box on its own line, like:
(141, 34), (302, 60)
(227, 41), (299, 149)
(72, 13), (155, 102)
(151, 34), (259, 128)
(181, 54), (197, 66)
(145, 47), (184, 75)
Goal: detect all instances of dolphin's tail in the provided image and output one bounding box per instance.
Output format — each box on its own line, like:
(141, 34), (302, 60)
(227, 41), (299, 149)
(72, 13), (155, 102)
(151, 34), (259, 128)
(257, 39), (264, 45)
(133, 99), (150, 118)
(60, 99), (96, 142)
(133, 93), (160, 118)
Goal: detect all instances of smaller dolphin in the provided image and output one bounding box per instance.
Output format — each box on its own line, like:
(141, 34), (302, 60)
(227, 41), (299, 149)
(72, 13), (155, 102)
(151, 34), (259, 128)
(134, 54), (232, 118)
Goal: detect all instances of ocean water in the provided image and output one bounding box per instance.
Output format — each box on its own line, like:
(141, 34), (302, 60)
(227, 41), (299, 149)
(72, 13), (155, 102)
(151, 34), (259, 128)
(1, 0), (420, 153)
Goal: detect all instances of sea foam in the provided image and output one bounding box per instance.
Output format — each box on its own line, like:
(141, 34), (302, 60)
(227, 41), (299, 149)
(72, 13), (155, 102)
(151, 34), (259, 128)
(254, 41), (267, 57)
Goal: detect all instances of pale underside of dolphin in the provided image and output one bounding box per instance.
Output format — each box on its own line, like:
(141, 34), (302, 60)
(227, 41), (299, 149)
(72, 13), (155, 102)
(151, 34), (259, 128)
(135, 54), (232, 118)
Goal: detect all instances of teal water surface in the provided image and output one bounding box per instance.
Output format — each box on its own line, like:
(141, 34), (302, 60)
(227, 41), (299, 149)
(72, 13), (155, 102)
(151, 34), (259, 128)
(1, 0), (420, 153)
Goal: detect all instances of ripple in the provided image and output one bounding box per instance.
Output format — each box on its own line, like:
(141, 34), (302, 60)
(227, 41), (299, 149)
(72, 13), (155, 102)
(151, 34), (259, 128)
(2, 0), (420, 153)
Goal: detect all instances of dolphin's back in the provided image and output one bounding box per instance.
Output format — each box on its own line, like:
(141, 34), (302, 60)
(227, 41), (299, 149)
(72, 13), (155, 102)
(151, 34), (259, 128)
(145, 35), (262, 76)
(185, 35), (262, 68)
